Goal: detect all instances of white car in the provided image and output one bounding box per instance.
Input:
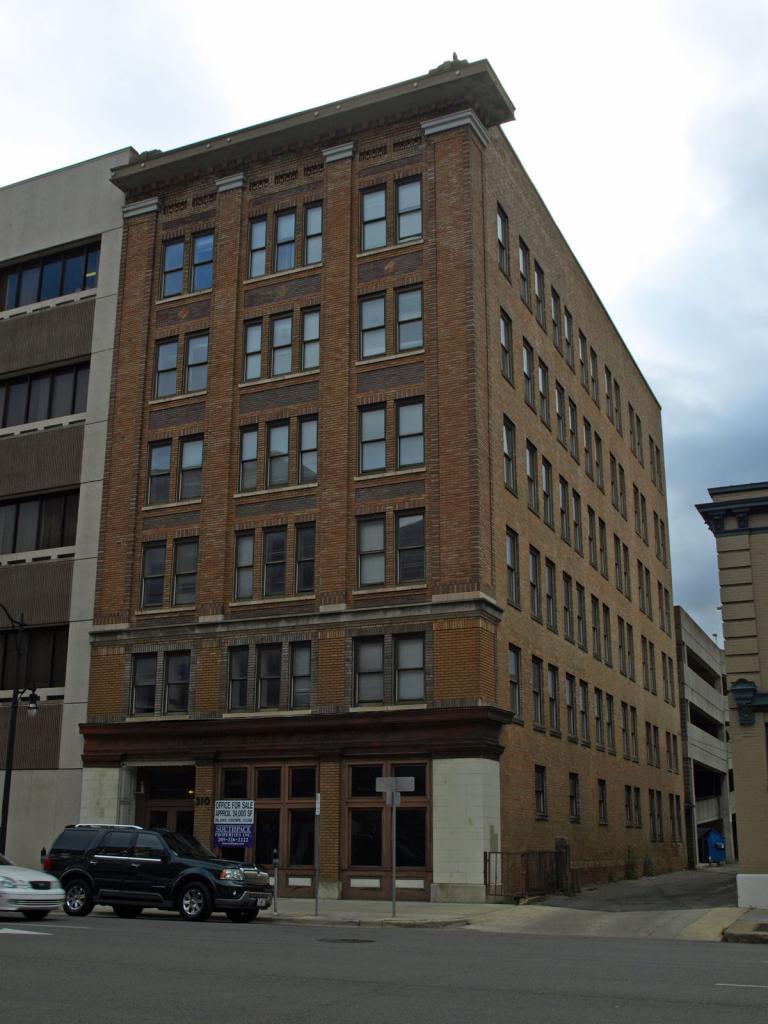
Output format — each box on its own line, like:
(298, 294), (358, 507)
(0, 853), (65, 920)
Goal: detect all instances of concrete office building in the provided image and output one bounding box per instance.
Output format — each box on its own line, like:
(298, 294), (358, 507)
(0, 150), (135, 865)
(674, 606), (734, 866)
(698, 482), (768, 906)
(81, 58), (685, 901)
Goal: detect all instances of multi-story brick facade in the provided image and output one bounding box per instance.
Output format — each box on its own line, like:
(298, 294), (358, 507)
(82, 58), (685, 900)
(0, 150), (135, 864)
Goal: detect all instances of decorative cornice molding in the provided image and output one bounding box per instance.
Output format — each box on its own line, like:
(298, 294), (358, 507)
(323, 142), (355, 163)
(421, 109), (489, 147)
(122, 197), (160, 220)
(730, 678), (768, 725)
(216, 172), (245, 193)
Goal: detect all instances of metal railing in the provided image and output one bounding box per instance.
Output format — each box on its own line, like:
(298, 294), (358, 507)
(484, 849), (576, 900)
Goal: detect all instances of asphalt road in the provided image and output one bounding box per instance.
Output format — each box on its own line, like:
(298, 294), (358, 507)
(1, 911), (765, 1024)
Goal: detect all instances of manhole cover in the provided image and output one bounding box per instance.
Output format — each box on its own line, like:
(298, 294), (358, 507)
(318, 938), (374, 944)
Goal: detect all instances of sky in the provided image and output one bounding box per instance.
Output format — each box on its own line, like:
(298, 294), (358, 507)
(2, 0), (766, 640)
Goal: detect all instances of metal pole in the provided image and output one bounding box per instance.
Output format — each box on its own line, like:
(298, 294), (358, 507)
(391, 793), (397, 918)
(272, 848), (279, 915)
(314, 791), (320, 916)
(0, 609), (24, 856)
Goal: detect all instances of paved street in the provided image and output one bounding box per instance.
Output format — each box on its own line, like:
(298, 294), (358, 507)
(1, 903), (766, 1024)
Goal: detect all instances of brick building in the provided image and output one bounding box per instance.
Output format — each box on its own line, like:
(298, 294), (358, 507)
(698, 482), (768, 906)
(0, 150), (135, 864)
(81, 58), (685, 900)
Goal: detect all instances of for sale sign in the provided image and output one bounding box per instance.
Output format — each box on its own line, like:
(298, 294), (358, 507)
(214, 799), (254, 848)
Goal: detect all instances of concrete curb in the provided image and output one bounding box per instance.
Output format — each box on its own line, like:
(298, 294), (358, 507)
(722, 909), (768, 943)
(264, 915), (471, 929)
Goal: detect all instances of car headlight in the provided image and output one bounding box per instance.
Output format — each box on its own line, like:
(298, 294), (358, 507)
(218, 867), (244, 881)
(0, 875), (19, 889)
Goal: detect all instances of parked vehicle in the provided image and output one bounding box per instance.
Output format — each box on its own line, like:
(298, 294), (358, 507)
(44, 825), (272, 922)
(0, 853), (65, 919)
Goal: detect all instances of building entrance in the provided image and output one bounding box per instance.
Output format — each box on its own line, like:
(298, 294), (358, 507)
(134, 766), (195, 835)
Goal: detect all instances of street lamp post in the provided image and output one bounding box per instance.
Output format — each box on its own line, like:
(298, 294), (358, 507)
(0, 601), (38, 855)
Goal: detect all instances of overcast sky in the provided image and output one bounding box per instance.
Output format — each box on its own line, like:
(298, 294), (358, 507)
(2, 0), (765, 640)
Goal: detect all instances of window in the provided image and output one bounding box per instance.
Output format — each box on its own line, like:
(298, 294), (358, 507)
(636, 415), (644, 465)
(262, 527), (287, 597)
(619, 466), (627, 518)
(131, 654), (157, 715)
(270, 316), (292, 376)
(621, 702), (629, 756)
(594, 433), (604, 490)
(626, 623), (636, 679)
(506, 529), (520, 605)
(496, 206), (509, 274)
(532, 657), (544, 727)
(559, 478), (570, 542)
(529, 547), (541, 620)
(141, 543), (165, 608)
(523, 341), (534, 406)
(598, 780), (608, 824)
(578, 332), (588, 389)
(503, 418), (516, 491)
(155, 339), (178, 398)
(258, 645), (281, 709)
(649, 642), (656, 692)
(396, 635), (425, 701)
(358, 517), (385, 587)
(605, 367), (614, 420)
(274, 211), (296, 272)
(191, 233), (214, 291)
(589, 347), (599, 404)
(362, 188), (386, 251)
(165, 652), (190, 713)
(295, 523), (315, 593)
(360, 295), (385, 358)
(243, 322), (262, 381)
(606, 694), (616, 751)
(614, 535), (623, 592)
(228, 646), (249, 711)
(623, 544), (631, 598)
(500, 310), (512, 380)
(178, 437), (203, 500)
(598, 519), (608, 577)
(568, 399), (578, 459)
(566, 674), (576, 737)
(572, 491), (583, 554)
(291, 643), (312, 708)
(614, 381), (623, 433)
(518, 239), (530, 306)
(547, 665), (559, 731)
(147, 441), (171, 504)
(0, 490), (79, 554)
(359, 406), (386, 474)
(304, 204), (323, 264)
(630, 706), (639, 759)
(239, 428), (258, 492)
(356, 638), (384, 702)
(161, 240), (184, 298)
(545, 559), (557, 630)
(301, 309), (320, 370)
(538, 360), (550, 424)
(509, 645), (521, 716)
(578, 680), (589, 742)
(649, 790), (657, 841)
(618, 617), (627, 675)
(602, 604), (612, 664)
(298, 417), (318, 483)
(542, 459), (553, 526)
(591, 596), (601, 659)
(396, 289), (423, 351)
(555, 383), (565, 443)
(397, 400), (424, 468)
(534, 765), (547, 816)
(583, 419), (593, 477)
(266, 422), (290, 487)
(526, 442), (538, 512)
(1, 242), (100, 311)
(396, 511), (425, 583)
(563, 308), (574, 368)
(551, 289), (561, 350)
(569, 773), (580, 821)
(397, 179), (422, 242)
(629, 403), (636, 455)
(534, 263), (545, 326)
(172, 539), (198, 605)
(0, 363), (89, 428)
(576, 584), (587, 649)
(249, 219), (267, 278)
(594, 688), (604, 746)
(633, 787), (642, 827)
(234, 532), (254, 599)
(587, 508), (597, 567)
(562, 573), (574, 641)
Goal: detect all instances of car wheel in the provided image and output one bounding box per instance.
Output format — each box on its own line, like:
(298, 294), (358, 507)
(178, 882), (212, 922)
(64, 879), (94, 917)
(112, 906), (142, 919)
(21, 909), (50, 921)
(225, 909), (257, 923)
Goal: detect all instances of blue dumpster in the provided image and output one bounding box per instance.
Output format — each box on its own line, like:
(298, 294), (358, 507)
(700, 827), (726, 864)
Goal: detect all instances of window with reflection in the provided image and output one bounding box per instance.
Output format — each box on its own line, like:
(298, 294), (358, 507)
(0, 364), (89, 428)
(1, 243), (99, 311)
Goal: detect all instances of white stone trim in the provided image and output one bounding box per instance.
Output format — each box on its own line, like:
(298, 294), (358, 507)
(123, 197), (160, 219)
(323, 142), (355, 163)
(216, 172), (245, 193)
(422, 109), (489, 147)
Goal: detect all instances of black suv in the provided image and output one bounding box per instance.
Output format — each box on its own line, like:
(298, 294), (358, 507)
(44, 825), (272, 923)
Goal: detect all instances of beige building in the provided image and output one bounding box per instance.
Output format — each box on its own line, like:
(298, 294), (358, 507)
(698, 482), (768, 906)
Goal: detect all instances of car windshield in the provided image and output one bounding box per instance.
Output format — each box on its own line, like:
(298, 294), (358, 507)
(163, 833), (216, 859)
(0, 854), (12, 866)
